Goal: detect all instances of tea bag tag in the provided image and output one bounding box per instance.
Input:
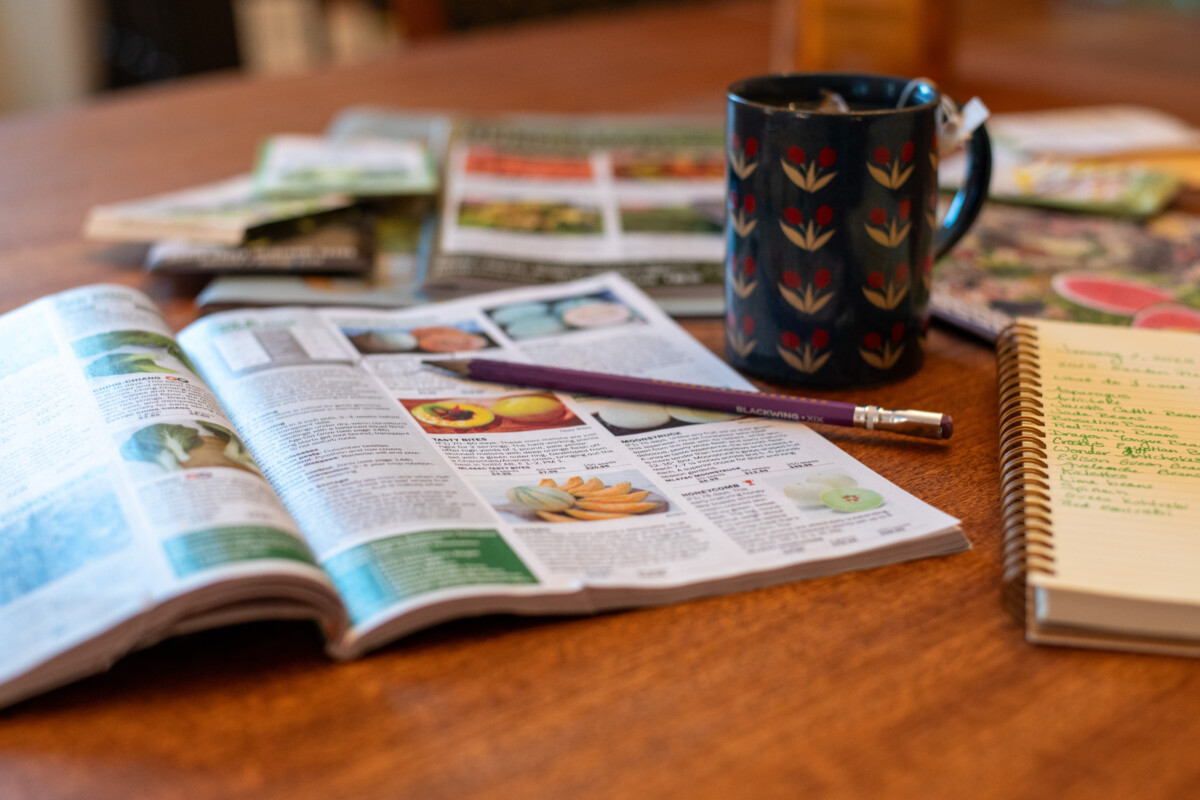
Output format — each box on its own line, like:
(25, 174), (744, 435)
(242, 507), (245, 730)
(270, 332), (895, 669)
(944, 97), (990, 154)
(897, 77), (990, 155)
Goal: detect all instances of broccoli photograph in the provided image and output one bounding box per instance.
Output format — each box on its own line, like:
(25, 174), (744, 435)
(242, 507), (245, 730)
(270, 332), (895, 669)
(119, 421), (261, 476)
(72, 329), (200, 378)
(196, 421), (261, 474)
(85, 352), (179, 377)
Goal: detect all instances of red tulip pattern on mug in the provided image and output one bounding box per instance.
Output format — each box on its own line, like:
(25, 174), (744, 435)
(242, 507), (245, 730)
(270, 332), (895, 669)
(725, 129), (936, 378)
(725, 74), (990, 387)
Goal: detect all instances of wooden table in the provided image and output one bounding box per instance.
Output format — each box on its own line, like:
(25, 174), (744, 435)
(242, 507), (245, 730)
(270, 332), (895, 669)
(2, 2), (1198, 798)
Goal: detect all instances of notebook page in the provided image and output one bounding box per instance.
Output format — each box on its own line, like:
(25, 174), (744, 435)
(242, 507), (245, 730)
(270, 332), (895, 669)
(1028, 319), (1200, 610)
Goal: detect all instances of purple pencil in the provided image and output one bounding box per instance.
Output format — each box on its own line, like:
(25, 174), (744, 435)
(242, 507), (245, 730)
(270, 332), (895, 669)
(425, 358), (952, 440)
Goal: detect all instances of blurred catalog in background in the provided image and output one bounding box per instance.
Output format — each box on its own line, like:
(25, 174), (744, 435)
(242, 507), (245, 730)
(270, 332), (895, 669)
(940, 106), (1200, 218)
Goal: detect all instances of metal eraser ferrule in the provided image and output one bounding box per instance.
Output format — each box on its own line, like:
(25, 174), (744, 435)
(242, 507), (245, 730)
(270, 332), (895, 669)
(854, 405), (951, 440)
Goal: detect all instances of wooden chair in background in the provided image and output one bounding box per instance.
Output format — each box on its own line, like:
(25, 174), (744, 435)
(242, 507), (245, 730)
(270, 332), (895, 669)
(774, 0), (954, 83)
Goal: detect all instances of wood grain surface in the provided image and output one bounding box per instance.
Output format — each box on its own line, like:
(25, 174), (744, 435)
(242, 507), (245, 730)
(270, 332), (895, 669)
(1, 2), (1199, 798)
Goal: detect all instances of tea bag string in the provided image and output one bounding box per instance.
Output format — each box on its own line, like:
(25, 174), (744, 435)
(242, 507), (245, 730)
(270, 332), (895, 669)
(898, 77), (990, 155)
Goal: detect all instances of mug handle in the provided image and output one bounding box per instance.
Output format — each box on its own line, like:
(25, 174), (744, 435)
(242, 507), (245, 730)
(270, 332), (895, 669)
(933, 123), (991, 259)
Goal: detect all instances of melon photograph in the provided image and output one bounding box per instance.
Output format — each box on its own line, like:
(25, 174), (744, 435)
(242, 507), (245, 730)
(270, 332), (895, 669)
(342, 321), (498, 354)
(778, 471), (887, 514)
(400, 393), (582, 435)
(486, 291), (641, 341)
(581, 398), (742, 437)
(483, 470), (671, 524)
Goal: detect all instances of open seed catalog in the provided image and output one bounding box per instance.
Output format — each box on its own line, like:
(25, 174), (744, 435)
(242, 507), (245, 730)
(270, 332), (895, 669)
(0, 274), (965, 708)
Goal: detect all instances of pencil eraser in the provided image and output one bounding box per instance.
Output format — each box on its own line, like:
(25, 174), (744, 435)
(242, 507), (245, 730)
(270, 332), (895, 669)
(940, 414), (954, 440)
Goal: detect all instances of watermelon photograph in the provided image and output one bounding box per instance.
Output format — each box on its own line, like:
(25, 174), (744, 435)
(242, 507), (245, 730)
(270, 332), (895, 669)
(933, 203), (1200, 332)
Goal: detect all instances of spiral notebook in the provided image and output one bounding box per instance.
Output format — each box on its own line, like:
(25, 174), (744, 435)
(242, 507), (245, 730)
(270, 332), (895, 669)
(997, 318), (1200, 655)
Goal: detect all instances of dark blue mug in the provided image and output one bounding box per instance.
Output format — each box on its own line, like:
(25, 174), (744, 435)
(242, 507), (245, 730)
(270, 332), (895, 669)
(724, 73), (991, 388)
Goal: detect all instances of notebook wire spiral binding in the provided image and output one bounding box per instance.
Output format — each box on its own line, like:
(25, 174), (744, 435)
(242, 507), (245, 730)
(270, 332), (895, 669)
(995, 322), (1056, 622)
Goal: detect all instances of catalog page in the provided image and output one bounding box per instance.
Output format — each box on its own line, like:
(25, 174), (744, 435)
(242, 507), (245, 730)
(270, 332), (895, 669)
(425, 117), (727, 307)
(0, 286), (342, 706)
(178, 274), (965, 657)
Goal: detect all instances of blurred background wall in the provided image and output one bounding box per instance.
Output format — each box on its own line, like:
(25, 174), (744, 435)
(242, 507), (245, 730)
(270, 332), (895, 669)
(0, 0), (102, 113)
(0, 0), (1197, 117)
(0, 0), (402, 115)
